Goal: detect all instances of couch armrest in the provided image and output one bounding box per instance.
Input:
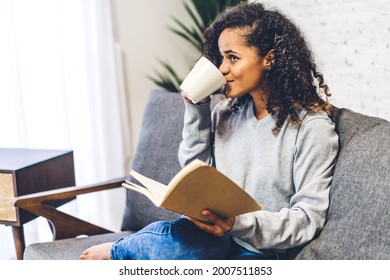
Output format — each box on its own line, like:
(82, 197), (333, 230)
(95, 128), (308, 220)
(13, 177), (125, 240)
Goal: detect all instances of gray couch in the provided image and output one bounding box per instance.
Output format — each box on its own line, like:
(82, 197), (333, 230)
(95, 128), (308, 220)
(23, 90), (390, 260)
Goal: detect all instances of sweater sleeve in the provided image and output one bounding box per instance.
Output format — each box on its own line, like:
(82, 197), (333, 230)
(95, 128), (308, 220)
(178, 101), (214, 167)
(230, 116), (339, 250)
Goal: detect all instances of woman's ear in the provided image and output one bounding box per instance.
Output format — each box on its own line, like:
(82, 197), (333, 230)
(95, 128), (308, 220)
(265, 49), (275, 69)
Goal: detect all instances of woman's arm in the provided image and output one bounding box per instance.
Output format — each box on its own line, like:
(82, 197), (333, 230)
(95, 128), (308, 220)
(178, 98), (214, 167)
(230, 117), (339, 250)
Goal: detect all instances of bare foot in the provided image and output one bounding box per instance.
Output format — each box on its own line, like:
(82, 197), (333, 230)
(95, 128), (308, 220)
(79, 242), (114, 260)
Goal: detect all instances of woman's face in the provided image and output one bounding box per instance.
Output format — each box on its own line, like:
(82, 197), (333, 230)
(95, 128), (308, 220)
(218, 27), (267, 99)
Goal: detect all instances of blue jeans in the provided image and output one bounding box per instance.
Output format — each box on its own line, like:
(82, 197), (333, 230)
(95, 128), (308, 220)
(110, 218), (277, 260)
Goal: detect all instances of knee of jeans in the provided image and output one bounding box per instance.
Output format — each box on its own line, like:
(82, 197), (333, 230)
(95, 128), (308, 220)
(135, 220), (174, 236)
(110, 221), (174, 260)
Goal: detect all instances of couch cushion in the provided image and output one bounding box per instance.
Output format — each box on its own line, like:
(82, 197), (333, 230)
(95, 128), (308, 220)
(331, 108), (387, 148)
(293, 109), (390, 259)
(23, 231), (131, 260)
(121, 90), (221, 231)
(120, 90), (184, 231)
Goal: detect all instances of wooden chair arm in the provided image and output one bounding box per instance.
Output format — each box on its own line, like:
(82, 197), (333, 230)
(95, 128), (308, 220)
(13, 176), (125, 207)
(12, 176), (126, 240)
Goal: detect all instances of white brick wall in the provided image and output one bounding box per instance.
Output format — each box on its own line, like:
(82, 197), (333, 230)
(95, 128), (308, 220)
(260, 0), (390, 120)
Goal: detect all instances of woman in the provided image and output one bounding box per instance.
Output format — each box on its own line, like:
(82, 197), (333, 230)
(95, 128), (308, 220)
(80, 2), (339, 260)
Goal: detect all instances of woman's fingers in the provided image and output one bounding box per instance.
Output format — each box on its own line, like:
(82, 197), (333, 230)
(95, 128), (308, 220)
(186, 210), (235, 237)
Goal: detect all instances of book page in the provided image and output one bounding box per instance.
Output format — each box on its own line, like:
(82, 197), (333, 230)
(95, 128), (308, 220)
(128, 170), (168, 206)
(161, 161), (261, 222)
(122, 181), (160, 206)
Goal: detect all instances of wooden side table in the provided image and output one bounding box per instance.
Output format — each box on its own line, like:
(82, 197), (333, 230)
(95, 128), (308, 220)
(0, 148), (75, 260)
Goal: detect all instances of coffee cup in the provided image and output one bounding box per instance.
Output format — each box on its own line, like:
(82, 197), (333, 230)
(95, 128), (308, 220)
(180, 57), (226, 104)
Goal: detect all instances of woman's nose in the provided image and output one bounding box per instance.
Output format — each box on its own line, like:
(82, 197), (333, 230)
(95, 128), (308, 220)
(219, 61), (229, 75)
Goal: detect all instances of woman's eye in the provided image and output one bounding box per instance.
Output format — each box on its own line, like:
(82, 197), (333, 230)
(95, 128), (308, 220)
(230, 55), (238, 62)
(219, 54), (239, 63)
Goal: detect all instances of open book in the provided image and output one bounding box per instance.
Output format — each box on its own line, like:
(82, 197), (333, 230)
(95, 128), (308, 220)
(122, 159), (261, 222)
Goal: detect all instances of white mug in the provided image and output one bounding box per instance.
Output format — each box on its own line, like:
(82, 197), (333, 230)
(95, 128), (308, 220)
(180, 57), (226, 104)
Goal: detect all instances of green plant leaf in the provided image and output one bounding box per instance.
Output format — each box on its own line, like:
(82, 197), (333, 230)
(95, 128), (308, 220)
(156, 58), (183, 87)
(149, 0), (248, 93)
(169, 17), (202, 50)
(147, 58), (185, 92)
(183, 2), (203, 34)
(192, 0), (215, 27)
(147, 72), (179, 93)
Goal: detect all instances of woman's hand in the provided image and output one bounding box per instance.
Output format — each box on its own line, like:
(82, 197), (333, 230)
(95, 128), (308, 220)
(186, 210), (235, 237)
(181, 92), (210, 104)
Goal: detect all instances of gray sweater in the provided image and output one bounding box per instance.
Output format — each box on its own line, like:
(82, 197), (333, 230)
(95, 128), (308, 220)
(178, 97), (339, 253)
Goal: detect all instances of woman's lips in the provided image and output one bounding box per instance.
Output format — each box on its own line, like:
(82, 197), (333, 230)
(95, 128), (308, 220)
(225, 81), (233, 90)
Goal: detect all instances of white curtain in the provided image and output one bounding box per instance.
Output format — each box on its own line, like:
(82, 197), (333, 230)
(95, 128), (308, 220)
(0, 0), (131, 259)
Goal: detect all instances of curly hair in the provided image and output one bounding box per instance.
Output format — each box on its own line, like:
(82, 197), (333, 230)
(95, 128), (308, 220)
(202, 2), (331, 134)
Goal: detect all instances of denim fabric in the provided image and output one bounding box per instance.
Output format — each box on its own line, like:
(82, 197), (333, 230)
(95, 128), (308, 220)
(110, 218), (277, 260)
